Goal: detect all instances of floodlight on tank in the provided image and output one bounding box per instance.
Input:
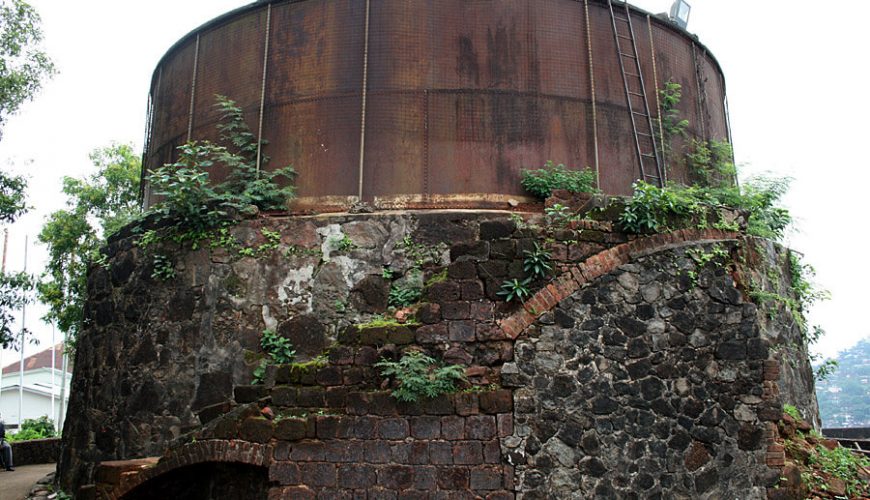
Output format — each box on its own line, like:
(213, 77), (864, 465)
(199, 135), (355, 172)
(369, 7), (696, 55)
(669, 0), (691, 29)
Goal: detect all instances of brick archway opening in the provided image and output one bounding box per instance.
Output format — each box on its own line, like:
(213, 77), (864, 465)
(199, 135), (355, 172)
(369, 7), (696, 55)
(120, 462), (269, 500)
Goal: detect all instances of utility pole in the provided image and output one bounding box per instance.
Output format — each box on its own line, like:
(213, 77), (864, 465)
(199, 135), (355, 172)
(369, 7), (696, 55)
(17, 235), (27, 429)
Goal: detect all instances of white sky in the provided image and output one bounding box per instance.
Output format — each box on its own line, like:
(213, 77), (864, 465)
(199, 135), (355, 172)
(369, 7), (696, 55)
(0, 0), (868, 366)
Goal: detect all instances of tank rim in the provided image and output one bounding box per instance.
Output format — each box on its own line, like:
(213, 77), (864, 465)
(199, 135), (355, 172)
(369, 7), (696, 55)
(147, 0), (727, 94)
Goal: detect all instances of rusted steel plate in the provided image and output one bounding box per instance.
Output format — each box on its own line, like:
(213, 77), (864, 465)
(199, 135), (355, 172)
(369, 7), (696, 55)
(143, 0), (729, 209)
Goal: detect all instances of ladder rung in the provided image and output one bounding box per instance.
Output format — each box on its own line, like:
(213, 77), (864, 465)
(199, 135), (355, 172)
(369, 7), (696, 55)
(631, 110), (649, 116)
(625, 72), (640, 78)
(637, 131), (652, 137)
(628, 91), (645, 97)
(619, 52), (638, 59)
(641, 153), (657, 159)
(617, 34), (633, 40)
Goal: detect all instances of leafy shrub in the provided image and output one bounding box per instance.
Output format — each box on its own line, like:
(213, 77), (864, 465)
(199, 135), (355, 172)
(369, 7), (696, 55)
(150, 254), (176, 281)
(618, 181), (697, 233)
(523, 243), (552, 280)
(213, 95), (296, 211)
(375, 351), (466, 402)
(145, 95), (296, 244)
(618, 177), (793, 240)
(497, 278), (533, 303)
(783, 404), (801, 421)
(807, 445), (870, 497)
(7, 416), (56, 442)
(253, 328), (296, 384)
(521, 161), (597, 198)
(388, 284), (422, 308)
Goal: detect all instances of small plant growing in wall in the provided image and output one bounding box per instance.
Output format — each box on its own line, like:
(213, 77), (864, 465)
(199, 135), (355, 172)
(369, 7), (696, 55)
(375, 350), (467, 402)
(497, 277), (533, 303)
(388, 284), (422, 308)
(521, 161), (597, 199)
(523, 242), (553, 280)
(151, 253), (176, 281)
(252, 328), (296, 384)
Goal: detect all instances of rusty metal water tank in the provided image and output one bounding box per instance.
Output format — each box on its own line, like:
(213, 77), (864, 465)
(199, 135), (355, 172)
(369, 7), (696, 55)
(141, 0), (729, 210)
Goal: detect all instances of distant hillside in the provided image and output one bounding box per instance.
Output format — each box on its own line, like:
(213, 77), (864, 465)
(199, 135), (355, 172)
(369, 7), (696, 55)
(816, 338), (870, 428)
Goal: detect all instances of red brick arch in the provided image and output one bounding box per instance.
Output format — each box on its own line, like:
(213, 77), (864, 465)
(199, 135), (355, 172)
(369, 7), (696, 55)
(497, 228), (740, 338)
(96, 440), (272, 500)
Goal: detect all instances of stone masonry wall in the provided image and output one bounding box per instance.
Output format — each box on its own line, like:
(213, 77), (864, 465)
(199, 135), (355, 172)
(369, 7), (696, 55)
(60, 208), (818, 499)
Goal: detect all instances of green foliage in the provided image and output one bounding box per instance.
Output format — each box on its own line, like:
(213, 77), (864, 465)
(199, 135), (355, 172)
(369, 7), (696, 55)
(814, 359), (838, 382)
(329, 234), (356, 252)
(497, 277), (533, 303)
(0, 0), (55, 135)
(357, 315), (420, 329)
(807, 445), (870, 497)
(783, 404), (802, 421)
(147, 141), (228, 233)
(388, 284), (422, 308)
(618, 177), (793, 240)
(375, 350), (467, 402)
(523, 243), (552, 280)
(787, 252), (829, 310)
(150, 254), (176, 281)
(521, 161), (597, 199)
(6, 415), (55, 442)
(0, 170), (27, 222)
(543, 203), (577, 228)
(686, 139), (736, 187)
(424, 269), (448, 288)
(253, 328), (296, 384)
(38, 143), (141, 341)
(658, 80), (689, 146)
(212, 95), (297, 211)
(144, 95), (296, 248)
(619, 181), (697, 233)
(0, 270), (32, 349)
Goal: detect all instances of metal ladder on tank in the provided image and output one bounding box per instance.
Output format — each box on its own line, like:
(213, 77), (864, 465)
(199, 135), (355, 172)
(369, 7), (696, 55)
(607, 0), (665, 187)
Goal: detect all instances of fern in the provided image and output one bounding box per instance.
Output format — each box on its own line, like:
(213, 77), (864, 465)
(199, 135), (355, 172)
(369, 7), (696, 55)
(375, 351), (466, 402)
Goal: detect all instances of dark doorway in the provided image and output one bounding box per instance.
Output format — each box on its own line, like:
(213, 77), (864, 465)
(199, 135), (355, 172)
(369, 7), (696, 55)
(122, 462), (270, 500)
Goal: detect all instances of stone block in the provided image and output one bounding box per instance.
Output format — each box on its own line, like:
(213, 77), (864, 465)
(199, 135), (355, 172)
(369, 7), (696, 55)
(436, 466), (470, 489)
(417, 302), (442, 324)
(410, 416), (442, 439)
(378, 465), (414, 490)
(453, 441), (484, 464)
(338, 464), (376, 489)
(426, 281), (461, 302)
(269, 462), (301, 485)
(479, 220), (516, 240)
(470, 466), (503, 490)
(379, 418), (410, 439)
(448, 261), (478, 280)
(239, 417), (274, 443)
(442, 302), (471, 320)
(273, 417), (308, 441)
(299, 463), (336, 487)
(466, 415), (497, 440)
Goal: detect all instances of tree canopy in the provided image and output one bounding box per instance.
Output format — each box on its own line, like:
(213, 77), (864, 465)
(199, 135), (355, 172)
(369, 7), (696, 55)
(38, 143), (141, 341)
(0, 0), (55, 138)
(0, 0), (54, 348)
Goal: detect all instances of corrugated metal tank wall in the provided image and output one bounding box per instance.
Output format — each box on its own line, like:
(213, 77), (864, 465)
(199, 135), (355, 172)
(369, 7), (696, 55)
(141, 0), (729, 210)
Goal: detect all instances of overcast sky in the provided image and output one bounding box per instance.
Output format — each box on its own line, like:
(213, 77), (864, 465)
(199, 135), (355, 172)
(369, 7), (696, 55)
(0, 0), (867, 368)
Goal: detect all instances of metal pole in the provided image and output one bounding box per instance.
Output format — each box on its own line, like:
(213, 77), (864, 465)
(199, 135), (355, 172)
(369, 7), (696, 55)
(50, 324), (56, 427)
(0, 229), (7, 404)
(357, 0), (372, 201)
(256, 4), (273, 174)
(584, 0), (600, 187)
(17, 235), (27, 429)
(187, 34), (201, 142)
